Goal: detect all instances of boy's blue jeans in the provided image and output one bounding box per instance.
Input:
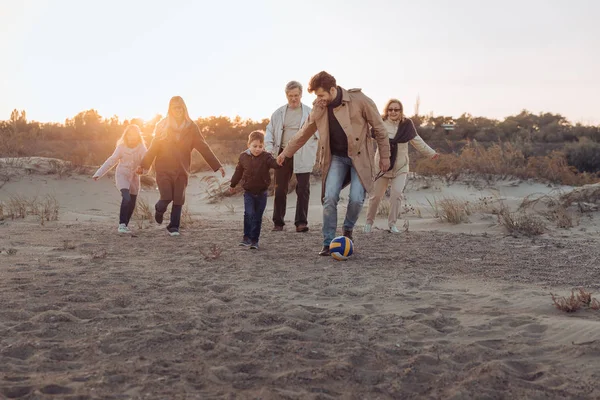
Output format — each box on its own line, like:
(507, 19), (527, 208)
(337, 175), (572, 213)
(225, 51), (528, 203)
(244, 191), (268, 243)
(322, 155), (366, 246)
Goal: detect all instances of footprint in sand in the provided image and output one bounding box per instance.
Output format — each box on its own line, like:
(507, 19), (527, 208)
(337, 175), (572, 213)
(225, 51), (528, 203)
(39, 384), (74, 395)
(1, 386), (33, 399)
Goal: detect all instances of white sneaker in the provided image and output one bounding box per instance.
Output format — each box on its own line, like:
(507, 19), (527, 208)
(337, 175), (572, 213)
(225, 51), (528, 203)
(389, 225), (400, 233)
(363, 224), (372, 233)
(118, 224), (130, 234)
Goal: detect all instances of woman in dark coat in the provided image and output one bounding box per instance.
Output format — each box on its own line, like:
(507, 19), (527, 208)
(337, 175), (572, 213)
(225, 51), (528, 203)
(138, 96), (225, 236)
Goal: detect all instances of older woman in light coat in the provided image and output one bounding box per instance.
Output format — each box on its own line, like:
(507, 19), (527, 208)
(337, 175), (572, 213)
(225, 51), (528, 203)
(363, 99), (438, 233)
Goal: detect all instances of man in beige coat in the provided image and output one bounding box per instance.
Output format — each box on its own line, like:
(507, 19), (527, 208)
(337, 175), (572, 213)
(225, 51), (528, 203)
(277, 71), (390, 256)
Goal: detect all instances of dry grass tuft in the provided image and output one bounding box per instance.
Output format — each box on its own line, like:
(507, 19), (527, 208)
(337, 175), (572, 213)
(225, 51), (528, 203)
(496, 203), (546, 236)
(551, 291), (582, 313)
(550, 289), (599, 313)
(4, 194), (59, 224)
(199, 243), (223, 261)
(376, 199), (390, 217)
(202, 175), (233, 203)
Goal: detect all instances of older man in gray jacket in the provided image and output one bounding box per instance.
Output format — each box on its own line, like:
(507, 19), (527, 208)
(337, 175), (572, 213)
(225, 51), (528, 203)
(265, 80), (319, 232)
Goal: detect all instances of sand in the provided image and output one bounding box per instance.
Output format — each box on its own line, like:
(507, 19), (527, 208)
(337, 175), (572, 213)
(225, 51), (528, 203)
(1, 157), (600, 399)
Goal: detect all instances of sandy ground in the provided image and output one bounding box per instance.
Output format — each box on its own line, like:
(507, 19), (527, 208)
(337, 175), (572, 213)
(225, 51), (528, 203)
(1, 158), (600, 399)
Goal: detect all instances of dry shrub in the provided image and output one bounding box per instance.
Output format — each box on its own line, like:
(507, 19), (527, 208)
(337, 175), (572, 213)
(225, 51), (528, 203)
(414, 140), (600, 186)
(551, 289), (598, 313)
(133, 197), (154, 221)
(427, 196), (471, 224)
(180, 205), (199, 229)
(496, 203), (545, 236)
(551, 291), (582, 313)
(376, 199), (390, 216)
(5, 194), (59, 224)
(0, 201), (4, 220)
(519, 193), (579, 229)
(202, 175), (232, 203)
(560, 183), (600, 207)
(199, 243), (223, 261)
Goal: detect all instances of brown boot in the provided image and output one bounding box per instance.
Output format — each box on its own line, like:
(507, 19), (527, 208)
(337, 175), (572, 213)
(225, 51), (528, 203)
(343, 229), (353, 241)
(296, 224), (309, 232)
(272, 225), (284, 231)
(319, 246), (330, 256)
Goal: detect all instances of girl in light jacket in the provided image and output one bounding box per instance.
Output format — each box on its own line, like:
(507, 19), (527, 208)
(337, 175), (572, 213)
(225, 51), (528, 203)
(364, 99), (438, 233)
(93, 124), (147, 233)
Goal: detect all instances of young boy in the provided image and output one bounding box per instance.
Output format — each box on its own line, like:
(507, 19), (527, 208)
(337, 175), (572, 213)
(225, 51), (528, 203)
(230, 130), (282, 249)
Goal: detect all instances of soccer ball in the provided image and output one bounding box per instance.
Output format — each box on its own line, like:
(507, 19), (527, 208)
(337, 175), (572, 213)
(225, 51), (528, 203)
(329, 235), (354, 261)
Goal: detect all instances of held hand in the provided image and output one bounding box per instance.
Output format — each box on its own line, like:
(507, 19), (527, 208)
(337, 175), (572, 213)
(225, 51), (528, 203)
(379, 158), (390, 173)
(276, 153), (286, 166)
(228, 187), (236, 194)
(135, 166), (143, 175)
(218, 167), (225, 178)
(92, 176), (99, 181)
(431, 153), (440, 160)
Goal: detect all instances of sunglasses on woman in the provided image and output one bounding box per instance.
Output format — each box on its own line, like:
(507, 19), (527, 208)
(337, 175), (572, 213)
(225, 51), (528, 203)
(388, 108), (402, 112)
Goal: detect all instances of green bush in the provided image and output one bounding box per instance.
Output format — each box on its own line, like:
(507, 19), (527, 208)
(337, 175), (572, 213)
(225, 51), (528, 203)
(566, 140), (600, 173)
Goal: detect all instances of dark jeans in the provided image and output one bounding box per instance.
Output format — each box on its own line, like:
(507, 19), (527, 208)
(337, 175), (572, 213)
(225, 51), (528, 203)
(244, 191), (267, 243)
(156, 199), (182, 230)
(119, 189), (137, 225)
(273, 151), (311, 227)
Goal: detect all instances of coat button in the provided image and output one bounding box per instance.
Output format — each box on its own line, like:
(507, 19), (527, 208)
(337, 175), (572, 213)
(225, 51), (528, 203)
(358, 151), (361, 155)
(355, 138), (359, 141)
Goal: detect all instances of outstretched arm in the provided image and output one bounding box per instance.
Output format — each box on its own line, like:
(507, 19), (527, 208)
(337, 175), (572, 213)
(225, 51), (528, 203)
(139, 137), (159, 172)
(192, 125), (224, 176)
(278, 107), (320, 165)
(230, 158), (244, 188)
(93, 145), (122, 179)
(267, 153), (283, 170)
(409, 120), (437, 158)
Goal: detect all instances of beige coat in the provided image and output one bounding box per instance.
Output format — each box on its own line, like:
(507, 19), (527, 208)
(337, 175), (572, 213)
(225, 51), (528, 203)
(376, 118), (436, 179)
(282, 87), (390, 202)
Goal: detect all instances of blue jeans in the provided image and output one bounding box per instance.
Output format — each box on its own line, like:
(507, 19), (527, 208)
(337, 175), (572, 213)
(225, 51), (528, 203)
(322, 155), (366, 246)
(119, 189), (137, 225)
(244, 191), (268, 243)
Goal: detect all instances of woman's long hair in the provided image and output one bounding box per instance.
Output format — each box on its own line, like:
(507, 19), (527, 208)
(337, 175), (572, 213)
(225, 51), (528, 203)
(153, 96), (193, 139)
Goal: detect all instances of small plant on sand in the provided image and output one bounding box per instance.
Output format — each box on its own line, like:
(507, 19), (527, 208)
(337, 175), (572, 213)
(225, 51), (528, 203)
(5, 194), (59, 224)
(199, 243), (223, 261)
(550, 288), (599, 313)
(224, 203), (236, 214)
(376, 199), (390, 217)
(496, 203), (545, 236)
(62, 240), (76, 250)
(202, 175), (231, 203)
(133, 197), (154, 222)
(180, 205), (199, 229)
(6, 248), (18, 256)
(90, 249), (108, 260)
(428, 196), (471, 224)
(550, 291), (582, 313)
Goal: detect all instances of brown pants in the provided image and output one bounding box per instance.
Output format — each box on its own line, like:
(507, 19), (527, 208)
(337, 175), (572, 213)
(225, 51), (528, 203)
(273, 151), (311, 227)
(365, 173), (407, 227)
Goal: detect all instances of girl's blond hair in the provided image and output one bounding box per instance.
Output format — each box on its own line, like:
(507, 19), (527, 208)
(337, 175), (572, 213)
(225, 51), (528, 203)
(117, 124), (144, 147)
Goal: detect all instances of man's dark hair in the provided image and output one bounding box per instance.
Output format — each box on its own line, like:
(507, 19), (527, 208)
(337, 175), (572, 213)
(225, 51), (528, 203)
(308, 71), (337, 93)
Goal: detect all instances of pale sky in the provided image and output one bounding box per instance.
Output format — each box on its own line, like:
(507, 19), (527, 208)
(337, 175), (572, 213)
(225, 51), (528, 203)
(1, 0), (598, 125)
